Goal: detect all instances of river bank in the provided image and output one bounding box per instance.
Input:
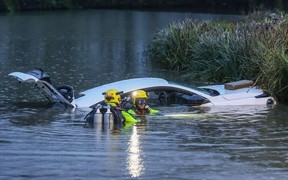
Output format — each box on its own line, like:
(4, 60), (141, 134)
(0, 0), (285, 14)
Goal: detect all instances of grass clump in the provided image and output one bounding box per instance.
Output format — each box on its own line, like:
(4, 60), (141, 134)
(147, 10), (288, 103)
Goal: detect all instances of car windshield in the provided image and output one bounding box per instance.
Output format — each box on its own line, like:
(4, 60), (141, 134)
(169, 81), (215, 96)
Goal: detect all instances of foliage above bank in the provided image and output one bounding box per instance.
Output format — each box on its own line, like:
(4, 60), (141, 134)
(0, 0), (282, 13)
(146, 10), (288, 103)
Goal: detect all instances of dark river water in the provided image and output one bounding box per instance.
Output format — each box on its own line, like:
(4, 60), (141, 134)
(1, 10), (288, 179)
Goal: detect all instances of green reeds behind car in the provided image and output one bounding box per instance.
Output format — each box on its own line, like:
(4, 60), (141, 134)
(147, 10), (288, 103)
(252, 22), (288, 101)
(147, 19), (201, 71)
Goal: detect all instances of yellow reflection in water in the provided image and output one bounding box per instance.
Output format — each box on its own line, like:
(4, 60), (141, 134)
(126, 125), (144, 177)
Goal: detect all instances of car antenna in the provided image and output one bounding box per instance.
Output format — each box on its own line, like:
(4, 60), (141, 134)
(247, 80), (256, 93)
(35, 66), (44, 78)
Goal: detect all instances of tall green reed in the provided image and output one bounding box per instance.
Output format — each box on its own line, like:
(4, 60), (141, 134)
(147, 10), (288, 102)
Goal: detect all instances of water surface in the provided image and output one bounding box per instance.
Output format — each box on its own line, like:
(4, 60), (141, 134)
(0, 10), (288, 179)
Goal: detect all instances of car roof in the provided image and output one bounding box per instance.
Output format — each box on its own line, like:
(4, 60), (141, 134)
(74, 77), (211, 108)
(74, 78), (167, 107)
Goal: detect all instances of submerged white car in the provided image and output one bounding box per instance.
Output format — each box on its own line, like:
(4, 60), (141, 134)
(9, 68), (276, 108)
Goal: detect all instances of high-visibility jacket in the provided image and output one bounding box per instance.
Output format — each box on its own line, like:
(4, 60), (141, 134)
(107, 102), (139, 123)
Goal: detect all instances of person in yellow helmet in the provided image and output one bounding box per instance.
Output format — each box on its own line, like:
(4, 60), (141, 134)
(125, 90), (159, 116)
(104, 89), (121, 105)
(103, 89), (138, 124)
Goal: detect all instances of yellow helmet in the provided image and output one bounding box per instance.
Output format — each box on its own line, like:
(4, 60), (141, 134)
(131, 90), (148, 104)
(103, 89), (121, 104)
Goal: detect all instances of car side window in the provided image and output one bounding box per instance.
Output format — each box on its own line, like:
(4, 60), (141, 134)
(146, 89), (210, 106)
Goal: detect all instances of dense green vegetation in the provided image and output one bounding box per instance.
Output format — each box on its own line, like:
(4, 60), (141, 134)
(146, 10), (288, 103)
(0, 0), (285, 13)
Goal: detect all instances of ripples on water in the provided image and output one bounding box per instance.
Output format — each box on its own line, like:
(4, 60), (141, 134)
(1, 101), (288, 179)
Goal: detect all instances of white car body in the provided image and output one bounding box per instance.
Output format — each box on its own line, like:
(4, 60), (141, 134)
(9, 69), (276, 108)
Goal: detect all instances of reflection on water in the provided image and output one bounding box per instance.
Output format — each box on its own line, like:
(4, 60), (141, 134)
(126, 125), (144, 177)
